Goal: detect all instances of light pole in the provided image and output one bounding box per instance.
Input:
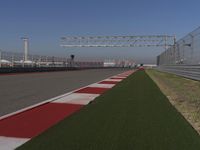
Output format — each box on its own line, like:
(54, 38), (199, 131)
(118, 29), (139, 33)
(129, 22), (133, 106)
(0, 49), (2, 68)
(182, 40), (192, 64)
(21, 37), (29, 62)
(189, 33), (194, 64)
(70, 54), (75, 67)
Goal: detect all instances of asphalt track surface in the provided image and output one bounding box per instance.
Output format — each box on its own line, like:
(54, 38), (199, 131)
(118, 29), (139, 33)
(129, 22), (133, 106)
(0, 68), (127, 117)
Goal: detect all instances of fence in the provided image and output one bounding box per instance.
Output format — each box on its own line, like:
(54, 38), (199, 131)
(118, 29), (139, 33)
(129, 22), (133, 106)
(158, 65), (200, 81)
(157, 27), (200, 81)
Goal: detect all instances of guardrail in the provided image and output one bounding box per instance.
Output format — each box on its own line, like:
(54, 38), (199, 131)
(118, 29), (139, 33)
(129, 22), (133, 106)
(157, 65), (200, 81)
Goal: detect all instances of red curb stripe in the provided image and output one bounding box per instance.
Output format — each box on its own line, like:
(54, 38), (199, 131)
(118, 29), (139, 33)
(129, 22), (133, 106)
(99, 81), (119, 84)
(75, 87), (109, 94)
(0, 103), (83, 138)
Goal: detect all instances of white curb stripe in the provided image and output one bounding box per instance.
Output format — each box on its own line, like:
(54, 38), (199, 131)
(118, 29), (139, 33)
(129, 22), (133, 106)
(117, 76), (128, 78)
(112, 76), (126, 79)
(64, 99), (92, 105)
(88, 83), (115, 88)
(52, 93), (99, 105)
(103, 79), (122, 82)
(0, 136), (29, 150)
(119, 74), (129, 76)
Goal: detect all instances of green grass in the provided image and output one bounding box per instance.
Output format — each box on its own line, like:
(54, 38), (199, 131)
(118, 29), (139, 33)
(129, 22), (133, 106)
(146, 69), (200, 134)
(17, 71), (200, 150)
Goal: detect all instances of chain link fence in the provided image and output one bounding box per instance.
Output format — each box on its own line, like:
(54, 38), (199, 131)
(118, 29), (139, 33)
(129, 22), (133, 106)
(158, 27), (200, 65)
(157, 27), (200, 80)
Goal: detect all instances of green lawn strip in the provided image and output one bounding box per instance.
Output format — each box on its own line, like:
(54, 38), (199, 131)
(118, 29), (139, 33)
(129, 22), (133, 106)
(146, 69), (200, 134)
(17, 71), (200, 150)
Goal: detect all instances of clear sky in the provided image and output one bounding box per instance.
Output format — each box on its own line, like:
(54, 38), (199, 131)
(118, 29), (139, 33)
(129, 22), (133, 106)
(0, 0), (200, 63)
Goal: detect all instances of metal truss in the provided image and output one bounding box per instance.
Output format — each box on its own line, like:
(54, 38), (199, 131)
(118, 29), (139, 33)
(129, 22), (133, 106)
(60, 35), (176, 48)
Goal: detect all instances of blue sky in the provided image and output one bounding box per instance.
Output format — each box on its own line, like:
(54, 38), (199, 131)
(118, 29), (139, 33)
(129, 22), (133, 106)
(0, 0), (200, 63)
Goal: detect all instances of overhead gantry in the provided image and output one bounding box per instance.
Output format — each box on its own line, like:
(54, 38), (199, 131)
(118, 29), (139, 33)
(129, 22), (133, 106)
(60, 35), (176, 49)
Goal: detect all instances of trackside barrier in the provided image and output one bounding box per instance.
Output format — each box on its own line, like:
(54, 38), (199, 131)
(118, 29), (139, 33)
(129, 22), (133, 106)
(157, 65), (200, 81)
(0, 67), (130, 74)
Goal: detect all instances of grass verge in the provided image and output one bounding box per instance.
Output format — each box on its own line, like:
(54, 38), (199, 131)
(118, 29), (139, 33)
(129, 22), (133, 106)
(146, 69), (200, 134)
(18, 71), (200, 150)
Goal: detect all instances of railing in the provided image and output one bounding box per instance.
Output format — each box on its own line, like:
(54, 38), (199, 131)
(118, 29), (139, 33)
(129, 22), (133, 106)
(0, 51), (104, 68)
(157, 27), (200, 66)
(157, 65), (200, 81)
(157, 27), (200, 81)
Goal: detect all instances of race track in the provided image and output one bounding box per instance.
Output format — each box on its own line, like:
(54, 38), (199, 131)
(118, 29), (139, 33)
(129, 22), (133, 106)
(0, 68), (127, 116)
